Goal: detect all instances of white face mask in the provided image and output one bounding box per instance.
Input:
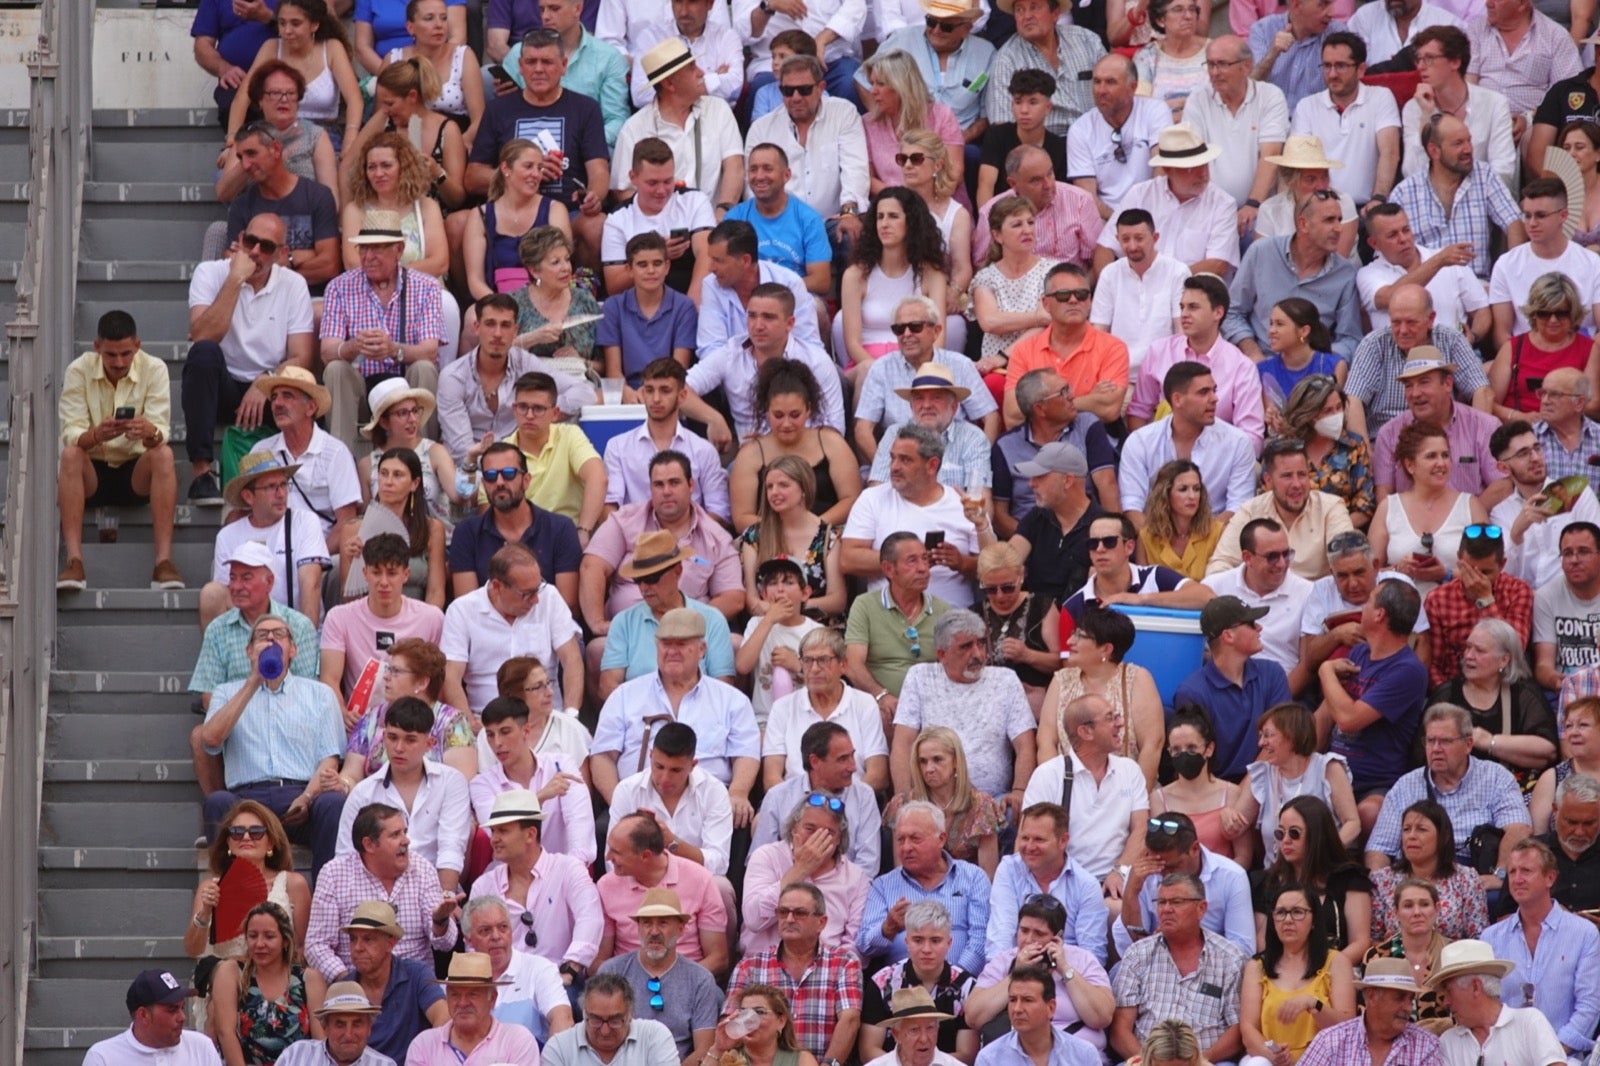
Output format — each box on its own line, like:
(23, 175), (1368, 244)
(1313, 411), (1344, 440)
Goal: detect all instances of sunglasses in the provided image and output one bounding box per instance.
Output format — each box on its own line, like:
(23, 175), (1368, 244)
(1110, 126), (1127, 165)
(647, 976), (665, 1011)
(1048, 288), (1093, 303)
(894, 151), (930, 167)
(890, 320), (934, 335)
(520, 911), (538, 949)
(1023, 892), (1065, 914)
(924, 14), (964, 30)
(1273, 825), (1304, 842)
(905, 626), (921, 657)
(1254, 549), (1296, 566)
(1087, 534), (1124, 550)
(227, 825), (269, 840)
(779, 83), (816, 97)
(1532, 308), (1573, 321)
(241, 232), (279, 255)
(981, 582), (1019, 596)
(1464, 524), (1503, 541)
(805, 793), (845, 812)
(1148, 816), (1184, 837)
(481, 467), (522, 483)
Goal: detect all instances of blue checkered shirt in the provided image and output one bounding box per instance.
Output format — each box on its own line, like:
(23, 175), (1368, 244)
(202, 674), (345, 787)
(869, 420), (994, 490)
(1389, 165), (1521, 280)
(1535, 418), (1600, 492)
(1366, 757), (1531, 864)
(1344, 326), (1488, 434)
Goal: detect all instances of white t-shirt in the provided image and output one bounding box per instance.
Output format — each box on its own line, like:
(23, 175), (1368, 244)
(187, 260), (314, 380)
(210, 512), (331, 606)
(1064, 97), (1170, 212)
(1088, 253), (1187, 369)
(1204, 565), (1313, 676)
(740, 614), (823, 727)
(1302, 569), (1430, 635)
(600, 190), (718, 264)
(1492, 482), (1600, 591)
(841, 484), (980, 606)
(762, 685), (889, 781)
(1488, 240), (1600, 335)
(1357, 244), (1489, 333)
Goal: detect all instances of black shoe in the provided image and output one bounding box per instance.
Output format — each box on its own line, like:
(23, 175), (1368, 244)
(187, 470), (223, 507)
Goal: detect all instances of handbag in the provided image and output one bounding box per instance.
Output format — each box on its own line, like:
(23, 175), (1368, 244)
(1425, 698), (1507, 876)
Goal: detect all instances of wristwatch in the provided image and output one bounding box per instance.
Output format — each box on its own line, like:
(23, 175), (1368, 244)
(1474, 595), (1495, 609)
(1062, 967), (1077, 982)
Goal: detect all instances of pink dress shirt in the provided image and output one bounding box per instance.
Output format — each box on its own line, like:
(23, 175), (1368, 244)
(739, 841), (871, 955)
(597, 854), (729, 962)
(469, 748), (597, 866)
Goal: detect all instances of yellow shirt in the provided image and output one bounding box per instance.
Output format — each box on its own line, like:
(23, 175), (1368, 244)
(58, 349), (172, 468)
(490, 423), (600, 522)
(1139, 523), (1224, 581)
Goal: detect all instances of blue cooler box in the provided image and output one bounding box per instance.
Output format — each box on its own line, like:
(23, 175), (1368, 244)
(1110, 605), (1205, 709)
(579, 404), (647, 453)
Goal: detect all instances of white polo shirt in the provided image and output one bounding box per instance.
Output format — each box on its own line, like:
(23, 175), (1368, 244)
(1289, 83), (1401, 205)
(600, 189), (718, 264)
(1204, 564), (1313, 676)
(1097, 177), (1242, 272)
(1021, 749), (1150, 880)
(609, 766), (734, 875)
(1064, 96), (1171, 212)
(1183, 81), (1290, 206)
(187, 260), (314, 380)
(1088, 252), (1189, 370)
(762, 685), (889, 781)
(439, 584), (582, 711)
(611, 97), (744, 196)
(1357, 244), (1489, 332)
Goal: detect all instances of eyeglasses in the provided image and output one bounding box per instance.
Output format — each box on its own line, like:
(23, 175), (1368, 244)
(1204, 58), (1247, 69)
(383, 663), (414, 677)
(253, 627), (291, 642)
(1087, 535), (1124, 551)
(775, 906), (818, 918)
(637, 567), (673, 586)
(1463, 524), (1502, 541)
(1319, 60), (1356, 71)
(1424, 734), (1471, 748)
(227, 825), (270, 840)
(925, 14), (964, 30)
(1326, 531), (1371, 555)
(779, 83), (817, 97)
(1254, 548), (1296, 566)
(894, 151), (930, 167)
(1532, 309), (1574, 321)
(905, 626), (921, 656)
(1110, 126), (1127, 164)
(1272, 826), (1304, 841)
(514, 402), (552, 417)
(1523, 209), (1564, 222)
(248, 478), (289, 494)
(480, 467), (522, 483)
(1047, 288), (1093, 303)
(387, 404), (423, 420)
(890, 320), (934, 335)
(524, 679), (551, 695)
(981, 581), (1020, 596)
(646, 976), (665, 1011)
(800, 655), (837, 668)
(1498, 444), (1539, 463)
(1308, 188), (1339, 201)
(261, 88), (299, 101)
(1273, 906), (1313, 920)
(497, 580), (541, 603)
(1414, 50), (1447, 65)
(519, 911), (538, 949)
(588, 1014), (629, 1031)
(806, 792), (845, 812)
(241, 232), (280, 255)
(1148, 816), (1184, 836)
(1154, 896), (1204, 908)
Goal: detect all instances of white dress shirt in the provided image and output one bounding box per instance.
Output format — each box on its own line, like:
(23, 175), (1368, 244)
(685, 337), (845, 440)
(1346, 0), (1462, 63)
(592, 672), (761, 784)
(335, 760), (472, 874)
(609, 766), (734, 875)
(1204, 564), (1313, 676)
(746, 96), (872, 218)
(1088, 252), (1189, 370)
(1118, 418), (1258, 514)
(1099, 178), (1241, 273)
(628, 22), (745, 107)
(611, 97), (745, 196)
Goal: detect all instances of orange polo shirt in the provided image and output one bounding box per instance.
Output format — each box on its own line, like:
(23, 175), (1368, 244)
(1004, 326), (1130, 398)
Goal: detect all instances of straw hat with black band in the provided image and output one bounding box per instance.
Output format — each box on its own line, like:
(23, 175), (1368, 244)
(641, 39), (695, 88)
(1149, 123), (1220, 169)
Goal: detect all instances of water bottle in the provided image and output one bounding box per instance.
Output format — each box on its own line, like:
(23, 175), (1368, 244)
(258, 643), (285, 681)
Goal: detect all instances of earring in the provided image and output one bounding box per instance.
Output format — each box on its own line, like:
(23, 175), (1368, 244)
(267, 849), (276, 859)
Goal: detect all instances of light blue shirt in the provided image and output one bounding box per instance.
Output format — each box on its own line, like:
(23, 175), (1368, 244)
(1111, 845), (1258, 956)
(869, 420), (994, 490)
(974, 1026), (1100, 1066)
(600, 599), (735, 681)
(856, 348), (999, 430)
(859, 855), (992, 972)
(203, 674), (345, 788)
(592, 670), (760, 784)
(724, 196), (832, 279)
(697, 259), (824, 353)
(860, 27), (995, 129)
(1118, 417), (1258, 515)
(753, 773), (882, 875)
(1481, 903), (1600, 1053)
(985, 853), (1109, 967)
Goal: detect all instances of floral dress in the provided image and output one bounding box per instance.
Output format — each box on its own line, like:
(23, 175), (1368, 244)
(346, 699), (474, 777)
(884, 791), (1004, 865)
(1368, 864), (1488, 943)
(236, 965), (312, 1064)
(1291, 430), (1376, 525)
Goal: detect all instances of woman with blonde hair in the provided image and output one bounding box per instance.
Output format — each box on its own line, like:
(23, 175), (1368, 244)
(1135, 459), (1219, 579)
(345, 55), (467, 209)
(975, 541), (1060, 715)
(711, 984), (817, 1066)
(185, 801), (310, 962)
(461, 138), (571, 299)
(861, 50), (964, 194)
(226, 0), (362, 153)
(899, 127), (972, 338)
(1138, 1018), (1208, 1066)
(209, 901), (326, 1065)
(1529, 696), (1600, 832)
(884, 727), (1003, 876)
(1487, 271), (1600, 418)
(738, 452), (846, 622)
(512, 226), (603, 380)
(340, 132), (448, 276)
(379, 0), (483, 146)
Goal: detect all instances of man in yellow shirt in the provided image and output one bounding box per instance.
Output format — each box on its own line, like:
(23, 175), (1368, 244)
(478, 371), (607, 546)
(57, 310), (183, 592)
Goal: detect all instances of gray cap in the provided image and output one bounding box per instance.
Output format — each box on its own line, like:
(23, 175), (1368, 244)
(1015, 442), (1088, 478)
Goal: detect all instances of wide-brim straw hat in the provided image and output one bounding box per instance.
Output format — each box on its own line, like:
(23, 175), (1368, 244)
(619, 529), (696, 580)
(1151, 123), (1220, 168)
(1263, 134), (1345, 170)
(361, 377), (437, 439)
(254, 364), (332, 418)
(1425, 940), (1516, 988)
(892, 362), (972, 402)
(437, 952), (513, 986)
(223, 450), (302, 511)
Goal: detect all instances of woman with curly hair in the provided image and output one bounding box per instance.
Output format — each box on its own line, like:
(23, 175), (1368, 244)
(1271, 374), (1374, 529)
(209, 901), (327, 1065)
(839, 187), (952, 390)
(861, 50), (964, 194)
(1135, 459), (1219, 579)
(884, 728), (1003, 877)
(340, 131), (449, 277)
(215, 61), (337, 202)
(225, 0), (362, 153)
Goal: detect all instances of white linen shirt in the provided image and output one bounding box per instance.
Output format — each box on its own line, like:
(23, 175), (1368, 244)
(1118, 418), (1258, 514)
(746, 96), (871, 218)
(1022, 749), (1150, 880)
(335, 760), (472, 873)
(609, 766), (734, 875)
(1357, 244), (1489, 333)
(439, 584), (582, 711)
(592, 672), (761, 784)
(1347, 0), (1462, 64)
(1290, 83), (1402, 204)
(253, 427), (362, 534)
(1182, 80), (1290, 206)
(1087, 252), (1188, 370)
(1097, 179), (1241, 273)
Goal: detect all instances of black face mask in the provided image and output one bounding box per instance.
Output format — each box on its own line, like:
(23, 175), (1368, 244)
(1171, 750), (1207, 780)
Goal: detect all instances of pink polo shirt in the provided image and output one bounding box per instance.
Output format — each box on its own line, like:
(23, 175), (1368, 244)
(403, 1019), (540, 1065)
(596, 854), (729, 962)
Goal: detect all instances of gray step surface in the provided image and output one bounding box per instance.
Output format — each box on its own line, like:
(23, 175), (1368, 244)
(57, 624), (202, 671)
(46, 711), (198, 756)
(42, 802), (202, 849)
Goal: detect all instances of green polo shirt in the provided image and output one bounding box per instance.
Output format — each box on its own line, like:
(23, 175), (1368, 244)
(844, 588), (951, 696)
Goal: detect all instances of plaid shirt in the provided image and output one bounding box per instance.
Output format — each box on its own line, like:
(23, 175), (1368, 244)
(1367, 758), (1531, 863)
(303, 853), (459, 980)
(726, 943), (863, 1057)
(1424, 571), (1535, 688)
(1111, 929), (1247, 1049)
(1561, 666), (1600, 732)
(1344, 326), (1489, 434)
(319, 266), (446, 378)
(985, 27), (1105, 135)
(1389, 164), (1521, 280)
(1298, 1018), (1441, 1066)
(187, 603), (319, 695)
(1535, 418), (1600, 492)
